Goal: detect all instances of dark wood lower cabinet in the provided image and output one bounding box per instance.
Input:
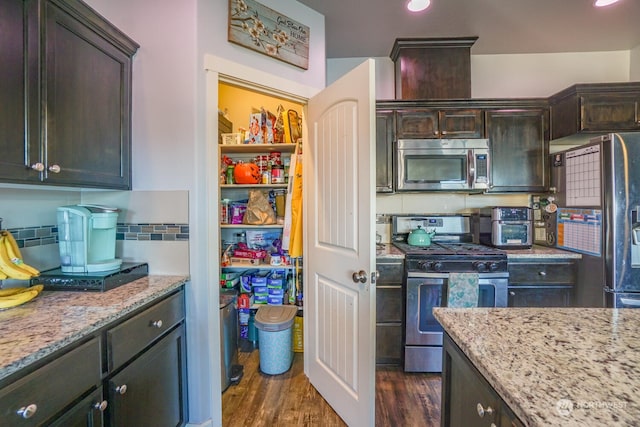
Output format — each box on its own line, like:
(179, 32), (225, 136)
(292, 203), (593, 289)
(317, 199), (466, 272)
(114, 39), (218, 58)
(107, 324), (187, 427)
(0, 289), (186, 427)
(508, 286), (573, 307)
(441, 333), (524, 427)
(376, 259), (404, 365)
(49, 388), (106, 427)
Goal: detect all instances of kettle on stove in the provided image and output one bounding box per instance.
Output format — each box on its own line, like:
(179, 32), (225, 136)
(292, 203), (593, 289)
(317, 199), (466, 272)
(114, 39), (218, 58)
(407, 226), (436, 247)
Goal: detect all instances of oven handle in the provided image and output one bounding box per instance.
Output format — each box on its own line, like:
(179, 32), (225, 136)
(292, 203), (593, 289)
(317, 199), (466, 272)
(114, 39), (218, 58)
(408, 272), (510, 279)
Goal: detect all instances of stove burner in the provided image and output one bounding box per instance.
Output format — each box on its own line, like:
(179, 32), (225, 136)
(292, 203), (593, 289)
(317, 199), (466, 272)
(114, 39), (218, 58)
(393, 241), (508, 274)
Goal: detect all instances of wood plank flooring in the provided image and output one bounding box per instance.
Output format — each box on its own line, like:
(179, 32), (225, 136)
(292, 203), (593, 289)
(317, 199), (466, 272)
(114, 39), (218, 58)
(222, 349), (441, 426)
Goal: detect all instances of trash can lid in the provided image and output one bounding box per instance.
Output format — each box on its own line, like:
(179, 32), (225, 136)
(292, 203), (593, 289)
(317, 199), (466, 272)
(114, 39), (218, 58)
(255, 305), (298, 331)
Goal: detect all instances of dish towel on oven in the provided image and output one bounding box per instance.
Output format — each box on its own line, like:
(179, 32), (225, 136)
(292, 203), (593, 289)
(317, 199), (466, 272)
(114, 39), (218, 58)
(447, 272), (479, 308)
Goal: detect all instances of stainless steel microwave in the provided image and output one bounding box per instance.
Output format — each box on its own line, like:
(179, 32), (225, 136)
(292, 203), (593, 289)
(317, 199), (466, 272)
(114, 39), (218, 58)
(396, 139), (490, 191)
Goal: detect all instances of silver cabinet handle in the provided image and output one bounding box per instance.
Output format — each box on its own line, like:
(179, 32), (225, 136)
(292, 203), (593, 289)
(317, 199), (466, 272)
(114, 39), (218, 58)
(477, 403), (493, 418)
(17, 404), (37, 419)
(509, 291), (516, 296)
(48, 164), (61, 173)
(115, 384), (128, 395)
(538, 271), (546, 276)
(31, 163), (45, 172)
(352, 270), (367, 283)
(94, 400), (108, 412)
(151, 319), (163, 328)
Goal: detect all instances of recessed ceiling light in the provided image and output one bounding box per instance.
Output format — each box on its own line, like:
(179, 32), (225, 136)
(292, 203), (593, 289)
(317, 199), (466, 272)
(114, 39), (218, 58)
(407, 0), (431, 13)
(594, 0), (620, 7)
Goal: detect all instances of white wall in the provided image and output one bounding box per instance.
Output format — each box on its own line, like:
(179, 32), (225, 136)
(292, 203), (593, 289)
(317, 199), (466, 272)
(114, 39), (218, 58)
(328, 49), (635, 99)
(471, 50), (631, 98)
(79, 1), (325, 426)
(631, 45), (640, 81)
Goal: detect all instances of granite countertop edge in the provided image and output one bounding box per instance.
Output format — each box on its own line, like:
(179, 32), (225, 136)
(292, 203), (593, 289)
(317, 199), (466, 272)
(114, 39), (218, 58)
(376, 243), (581, 259)
(434, 307), (640, 427)
(0, 275), (189, 383)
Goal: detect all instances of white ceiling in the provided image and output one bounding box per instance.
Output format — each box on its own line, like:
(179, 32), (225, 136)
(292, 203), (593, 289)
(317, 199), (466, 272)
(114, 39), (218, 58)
(297, 0), (640, 58)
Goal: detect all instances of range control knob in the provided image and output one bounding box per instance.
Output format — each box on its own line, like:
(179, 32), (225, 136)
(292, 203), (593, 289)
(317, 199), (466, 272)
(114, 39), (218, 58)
(432, 262), (443, 272)
(488, 262), (500, 272)
(473, 262), (487, 272)
(417, 261), (429, 271)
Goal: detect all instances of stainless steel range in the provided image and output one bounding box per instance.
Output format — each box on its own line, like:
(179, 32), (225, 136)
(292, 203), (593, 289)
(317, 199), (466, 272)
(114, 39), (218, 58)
(392, 215), (509, 373)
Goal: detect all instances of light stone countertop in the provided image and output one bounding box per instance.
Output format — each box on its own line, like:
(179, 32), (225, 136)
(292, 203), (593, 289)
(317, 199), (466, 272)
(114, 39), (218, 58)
(375, 243), (405, 259)
(0, 275), (188, 383)
(502, 245), (582, 259)
(434, 307), (640, 426)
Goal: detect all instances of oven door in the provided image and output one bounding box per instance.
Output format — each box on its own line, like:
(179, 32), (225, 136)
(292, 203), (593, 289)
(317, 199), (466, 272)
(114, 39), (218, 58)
(405, 272), (509, 346)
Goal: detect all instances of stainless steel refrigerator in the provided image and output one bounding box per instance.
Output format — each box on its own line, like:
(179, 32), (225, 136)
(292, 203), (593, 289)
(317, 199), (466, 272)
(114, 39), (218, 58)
(550, 132), (640, 308)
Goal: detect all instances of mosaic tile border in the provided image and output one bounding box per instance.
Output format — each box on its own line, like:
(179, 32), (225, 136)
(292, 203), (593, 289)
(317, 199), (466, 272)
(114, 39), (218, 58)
(5, 223), (189, 248)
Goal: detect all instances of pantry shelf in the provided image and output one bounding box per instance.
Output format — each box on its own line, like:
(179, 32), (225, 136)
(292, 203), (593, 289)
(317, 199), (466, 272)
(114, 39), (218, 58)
(219, 143), (297, 154)
(220, 224), (284, 229)
(220, 184), (287, 189)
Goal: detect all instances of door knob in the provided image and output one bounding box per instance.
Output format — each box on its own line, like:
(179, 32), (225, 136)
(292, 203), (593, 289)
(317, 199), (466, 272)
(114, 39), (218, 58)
(352, 270), (367, 283)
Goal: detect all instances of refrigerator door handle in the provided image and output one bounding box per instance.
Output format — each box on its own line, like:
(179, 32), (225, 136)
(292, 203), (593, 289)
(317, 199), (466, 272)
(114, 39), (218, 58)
(633, 227), (640, 245)
(619, 297), (640, 307)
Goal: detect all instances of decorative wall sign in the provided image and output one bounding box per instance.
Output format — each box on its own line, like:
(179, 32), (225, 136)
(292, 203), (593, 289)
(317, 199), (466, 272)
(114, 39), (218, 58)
(228, 0), (310, 70)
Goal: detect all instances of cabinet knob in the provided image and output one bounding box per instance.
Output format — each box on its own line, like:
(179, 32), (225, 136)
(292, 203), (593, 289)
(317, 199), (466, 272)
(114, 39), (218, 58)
(509, 291), (516, 296)
(48, 164), (61, 173)
(115, 384), (128, 395)
(477, 403), (494, 418)
(17, 404), (37, 419)
(94, 400), (108, 412)
(30, 163), (45, 172)
(441, 130), (447, 135)
(538, 271), (546, 276)
(151, 319), (163, 328)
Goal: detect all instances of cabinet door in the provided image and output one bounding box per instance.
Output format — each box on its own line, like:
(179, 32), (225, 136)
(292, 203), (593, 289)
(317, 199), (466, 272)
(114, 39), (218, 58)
(438, 109), (483, 138)
(508, 287), (573, 307)
(485, 108), (549, 192)
(442, 334), (500, 427)
(0, 0), (40, 183)
(107, 324), (187, 427)
(376, 110), (394, 193)
(0, 338), (101, 426)
(396, 109), (438, 139)
(43, 0), (138, 189)
(49, 388), (105, 427)
(581, 94), (640, 132)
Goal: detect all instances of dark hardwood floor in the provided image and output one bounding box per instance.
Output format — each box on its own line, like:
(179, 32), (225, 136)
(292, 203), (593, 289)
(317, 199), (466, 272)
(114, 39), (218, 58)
(222, 349), (441, 426)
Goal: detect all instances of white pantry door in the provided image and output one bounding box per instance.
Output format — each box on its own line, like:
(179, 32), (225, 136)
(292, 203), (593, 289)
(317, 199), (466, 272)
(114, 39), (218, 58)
(306, 59), (376, 427)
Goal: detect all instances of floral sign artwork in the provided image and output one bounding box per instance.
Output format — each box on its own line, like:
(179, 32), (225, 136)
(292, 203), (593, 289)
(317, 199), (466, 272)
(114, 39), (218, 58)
(228, 0), (309, 70)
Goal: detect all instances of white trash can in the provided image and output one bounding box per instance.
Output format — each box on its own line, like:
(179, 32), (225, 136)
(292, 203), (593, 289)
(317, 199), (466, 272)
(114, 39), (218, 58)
(255, 305), (298, 375)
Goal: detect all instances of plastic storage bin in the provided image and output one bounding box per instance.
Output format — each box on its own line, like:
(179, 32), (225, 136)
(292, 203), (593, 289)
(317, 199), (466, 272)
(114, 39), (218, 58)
(255, 305), (298, 374)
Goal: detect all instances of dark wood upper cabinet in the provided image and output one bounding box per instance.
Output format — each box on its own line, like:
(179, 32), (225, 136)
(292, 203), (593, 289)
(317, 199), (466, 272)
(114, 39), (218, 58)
(485, 104), (549, 193)
(0, 0), (139, 189)
(0, 0), (40, 183)
(395, 108), (483, 139)
(376, 110), (394, 193)
(550, 83), (640, 140)
(390, 37), (476, 100)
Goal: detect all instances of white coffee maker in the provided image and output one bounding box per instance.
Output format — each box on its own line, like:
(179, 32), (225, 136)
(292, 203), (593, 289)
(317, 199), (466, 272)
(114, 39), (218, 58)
(57, 205), (122, 273)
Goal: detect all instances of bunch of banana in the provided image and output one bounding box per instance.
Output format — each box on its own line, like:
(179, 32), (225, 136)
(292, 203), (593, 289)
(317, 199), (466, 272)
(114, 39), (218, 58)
(0, 230), (40, 280)
(0, 284), (43, 309)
